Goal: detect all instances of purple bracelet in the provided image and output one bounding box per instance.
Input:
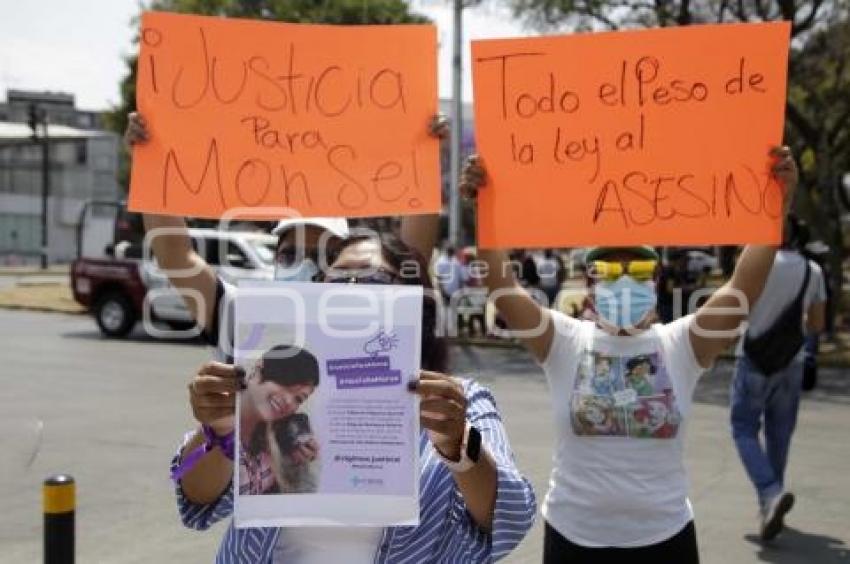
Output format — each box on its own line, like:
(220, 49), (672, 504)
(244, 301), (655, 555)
(170, 424), (235, 482)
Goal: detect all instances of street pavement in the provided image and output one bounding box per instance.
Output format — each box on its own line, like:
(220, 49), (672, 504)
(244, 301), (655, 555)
(1, 309), (848, 563)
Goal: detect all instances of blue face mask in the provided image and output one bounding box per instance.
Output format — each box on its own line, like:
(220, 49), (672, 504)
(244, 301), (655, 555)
(594, 276), (657, 329)
(274, 259), (319, 282)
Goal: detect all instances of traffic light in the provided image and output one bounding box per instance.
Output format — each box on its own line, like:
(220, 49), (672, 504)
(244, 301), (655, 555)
(28, 104), (40, 140)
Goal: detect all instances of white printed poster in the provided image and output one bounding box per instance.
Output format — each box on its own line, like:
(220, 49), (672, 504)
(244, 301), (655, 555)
(233, 281), (422, 528)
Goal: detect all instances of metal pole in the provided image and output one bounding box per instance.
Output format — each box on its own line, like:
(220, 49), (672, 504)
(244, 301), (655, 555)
(44, 474), (75, 564)
(40, 115), (50, 270)
(448, 0), (463, 248)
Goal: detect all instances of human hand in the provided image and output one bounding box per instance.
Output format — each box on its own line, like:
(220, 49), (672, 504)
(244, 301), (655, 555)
(459, 154), (487, 201)
(770, 146), (798, 215)
(409, 371), (467, 461)
(188, 362), (244, 436)
(124, 112), (149, 151)
(428, 113), (450, 140)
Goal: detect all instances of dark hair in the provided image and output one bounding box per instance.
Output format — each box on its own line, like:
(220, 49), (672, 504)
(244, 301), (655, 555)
(626, 355), (656, 374)
(260, 344), (320, 388)
(247, 346), (319, 456)
(335, 233), (449, 373)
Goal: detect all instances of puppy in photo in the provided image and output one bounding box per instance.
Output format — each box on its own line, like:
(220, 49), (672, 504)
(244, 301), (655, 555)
(267, 413), (319, 494)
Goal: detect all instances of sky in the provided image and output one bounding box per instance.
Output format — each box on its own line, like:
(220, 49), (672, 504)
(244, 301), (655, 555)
(0, 0), (537, 111)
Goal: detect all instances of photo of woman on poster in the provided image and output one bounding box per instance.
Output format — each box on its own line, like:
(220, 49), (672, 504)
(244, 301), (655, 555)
(239, 345), (320, 496)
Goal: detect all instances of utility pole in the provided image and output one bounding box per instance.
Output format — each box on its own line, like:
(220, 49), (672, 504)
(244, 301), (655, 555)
(28, 104), (50, 270)
(448, 0), (464, 249)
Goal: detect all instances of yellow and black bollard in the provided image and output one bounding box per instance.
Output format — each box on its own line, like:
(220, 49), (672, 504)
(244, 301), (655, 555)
(43, 474), (75, 564)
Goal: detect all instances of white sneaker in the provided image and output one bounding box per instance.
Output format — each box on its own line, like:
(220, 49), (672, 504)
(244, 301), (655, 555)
(760, 491), (795, 541)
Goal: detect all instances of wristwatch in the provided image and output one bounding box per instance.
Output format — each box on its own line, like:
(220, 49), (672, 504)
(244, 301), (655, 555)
(434, 423), (482, 473)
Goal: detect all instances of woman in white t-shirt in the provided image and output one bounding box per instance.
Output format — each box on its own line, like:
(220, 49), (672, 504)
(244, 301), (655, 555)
(459, 147), (798, 562)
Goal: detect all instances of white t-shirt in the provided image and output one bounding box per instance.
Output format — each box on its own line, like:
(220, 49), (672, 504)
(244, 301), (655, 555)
(273, 527), (382, 563)
(540, 311), (706, 548)
(746, 250), (826, 339)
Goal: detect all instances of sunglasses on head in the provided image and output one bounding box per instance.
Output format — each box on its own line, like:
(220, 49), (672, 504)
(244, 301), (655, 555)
(589, 259), (657, 282)
(317, 267), (403, 285)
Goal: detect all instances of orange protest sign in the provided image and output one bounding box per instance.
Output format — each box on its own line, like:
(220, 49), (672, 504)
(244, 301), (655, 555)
(471, 22), (791, 249)
(129, 12), (439, 220)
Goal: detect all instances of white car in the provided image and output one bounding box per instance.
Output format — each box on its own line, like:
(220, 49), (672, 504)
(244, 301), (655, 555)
(141, 229), (277, 328)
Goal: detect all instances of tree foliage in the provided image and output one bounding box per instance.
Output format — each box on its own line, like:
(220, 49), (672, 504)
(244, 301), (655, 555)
(510, 0), (847, 34)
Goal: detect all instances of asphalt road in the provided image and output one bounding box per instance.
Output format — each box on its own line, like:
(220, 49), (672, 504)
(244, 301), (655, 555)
(1, 310), (848, 563)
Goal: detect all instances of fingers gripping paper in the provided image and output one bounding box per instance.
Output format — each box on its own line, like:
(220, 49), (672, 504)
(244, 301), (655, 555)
(471, 22), (791, 249)
(129, 12), (440, 220)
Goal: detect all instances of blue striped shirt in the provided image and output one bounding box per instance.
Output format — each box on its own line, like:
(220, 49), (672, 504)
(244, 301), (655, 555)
(171, 379), (537, 563)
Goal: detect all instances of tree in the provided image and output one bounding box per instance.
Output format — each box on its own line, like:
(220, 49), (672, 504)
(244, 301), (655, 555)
(104, 0), (428, 186)
(785, 18), (850, 334)
(510, 0), (847, 33)
(509, 0), (850, 334)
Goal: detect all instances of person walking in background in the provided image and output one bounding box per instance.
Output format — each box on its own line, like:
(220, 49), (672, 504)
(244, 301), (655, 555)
(459, 248), (487, 337)
(517, 249), (541, 291)
(657, 251), (702, 323)
(538, 249), (567, 309)
(731, 215), (827, 542)
(435, 246), (466, 303)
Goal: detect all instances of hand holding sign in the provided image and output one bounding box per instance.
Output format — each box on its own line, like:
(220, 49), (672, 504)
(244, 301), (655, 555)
(409, 371), (468, 461)
(129, 12), (440, 221)
(471, 22), (792, 249)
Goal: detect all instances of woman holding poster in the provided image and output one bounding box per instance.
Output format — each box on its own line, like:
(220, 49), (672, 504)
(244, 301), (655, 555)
(169, 233), (536, 563)
(460, 147), (798, 562)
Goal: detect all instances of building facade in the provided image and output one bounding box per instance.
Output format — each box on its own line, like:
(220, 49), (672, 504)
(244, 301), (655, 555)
(0, 90), (121, 265)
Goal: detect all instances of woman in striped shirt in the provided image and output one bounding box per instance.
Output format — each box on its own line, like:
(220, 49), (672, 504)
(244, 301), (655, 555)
(171, 233), (537, 563)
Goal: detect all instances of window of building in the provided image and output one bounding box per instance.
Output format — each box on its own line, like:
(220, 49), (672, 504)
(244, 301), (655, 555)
(75, 141), (87, 165)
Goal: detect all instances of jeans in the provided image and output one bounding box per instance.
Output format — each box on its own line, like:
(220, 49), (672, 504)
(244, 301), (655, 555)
(731, 354), (803, 508)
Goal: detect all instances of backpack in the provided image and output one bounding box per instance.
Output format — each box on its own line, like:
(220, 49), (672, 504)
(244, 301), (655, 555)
(743, 261), (810, 376)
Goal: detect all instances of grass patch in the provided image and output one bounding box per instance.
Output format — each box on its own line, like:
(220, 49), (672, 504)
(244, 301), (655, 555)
(0, 283), (84, 314)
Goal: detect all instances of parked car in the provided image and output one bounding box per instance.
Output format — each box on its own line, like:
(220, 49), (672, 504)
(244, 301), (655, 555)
(72, 213), (277, 337)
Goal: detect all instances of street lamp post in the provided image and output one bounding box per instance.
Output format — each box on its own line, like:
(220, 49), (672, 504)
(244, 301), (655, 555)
(28, 104), (50, 270)
(448, 0), (464, 249)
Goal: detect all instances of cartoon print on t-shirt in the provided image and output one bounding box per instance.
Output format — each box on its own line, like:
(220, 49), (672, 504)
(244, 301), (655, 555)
(624, 355), (656, 396)
(572, 350), (681, 439)
(571, 395), (626, 436)
(625, 391), (681, 438)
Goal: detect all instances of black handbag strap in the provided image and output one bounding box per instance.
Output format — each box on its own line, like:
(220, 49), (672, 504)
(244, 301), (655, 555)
(745, 256), (810, 341)
(791, 259), (811, 314)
